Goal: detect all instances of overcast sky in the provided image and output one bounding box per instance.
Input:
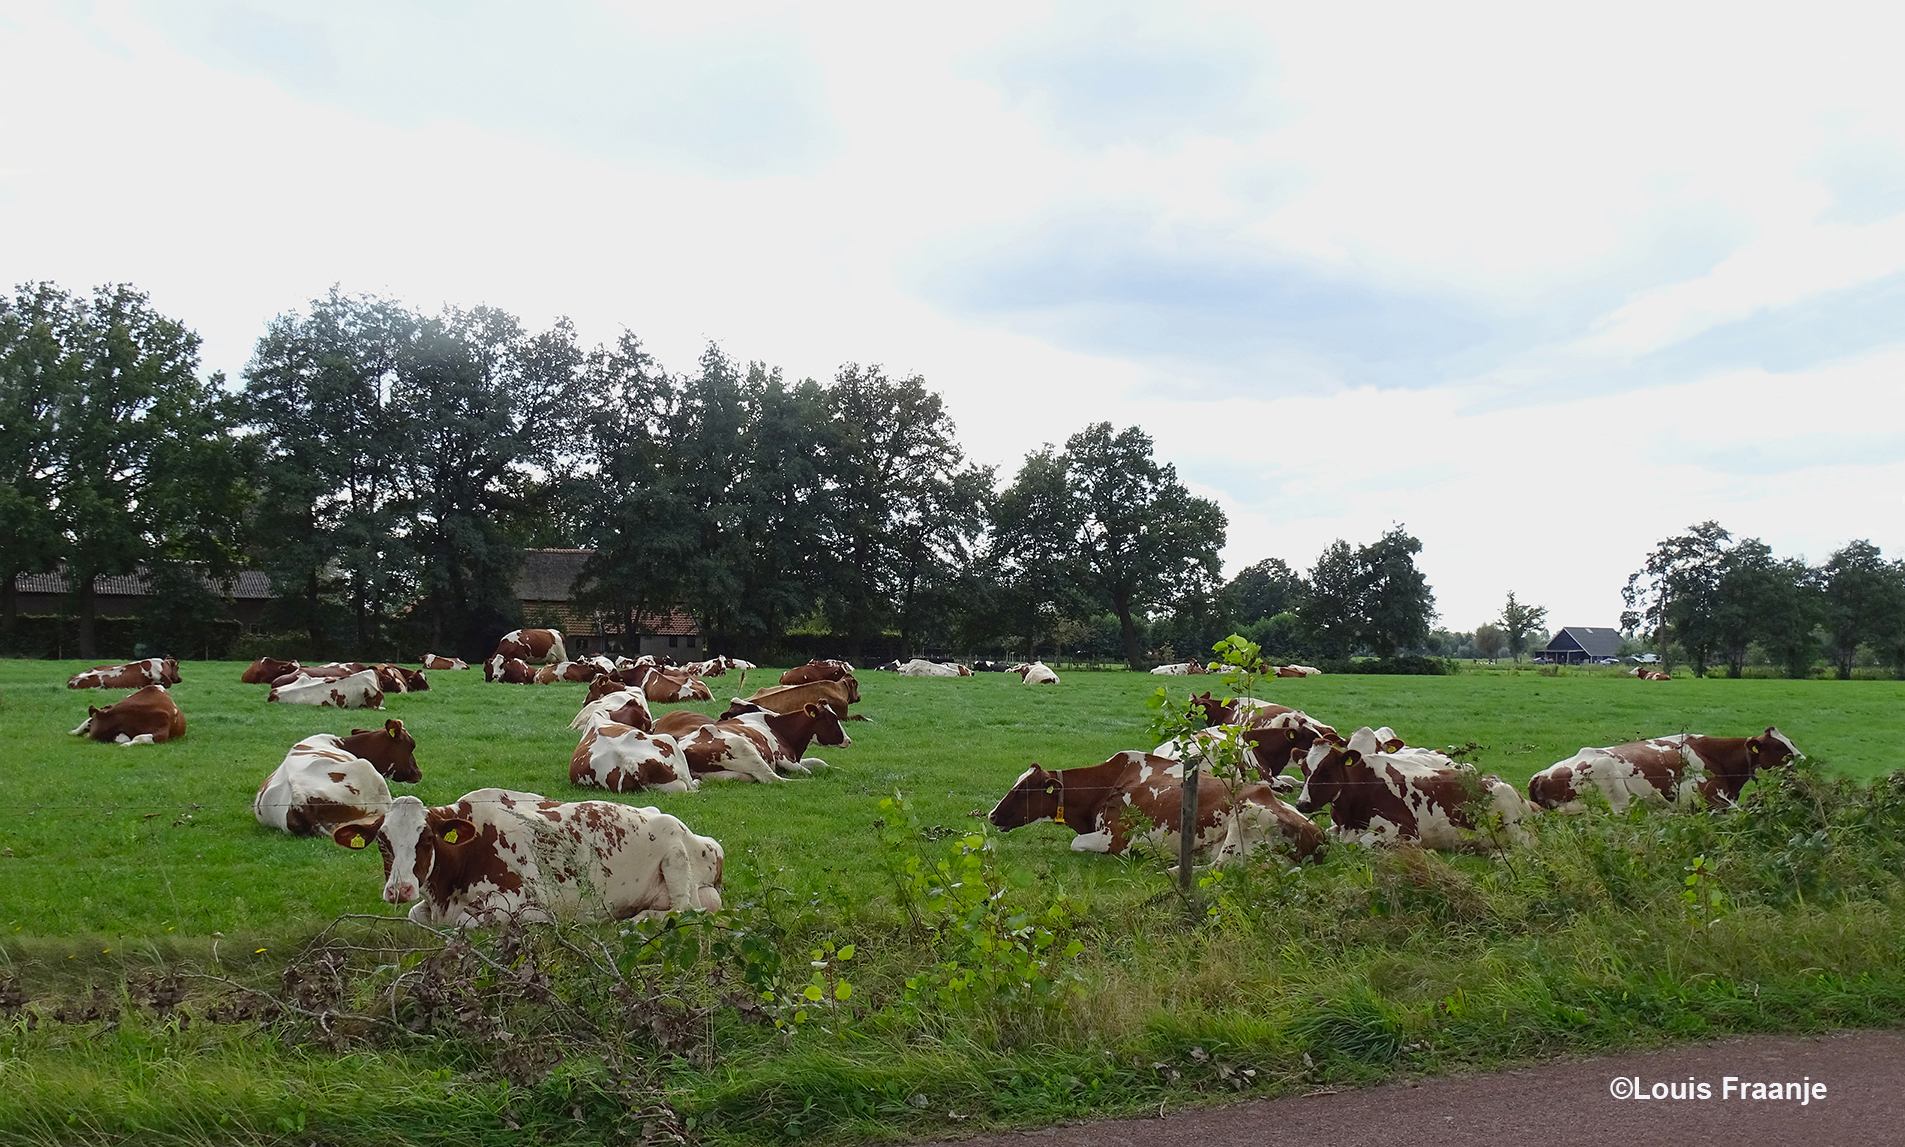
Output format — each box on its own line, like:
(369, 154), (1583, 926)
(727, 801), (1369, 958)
(5, 1), (1902, 630)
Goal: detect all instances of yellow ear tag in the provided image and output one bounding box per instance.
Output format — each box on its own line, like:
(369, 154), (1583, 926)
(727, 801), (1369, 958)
(1053, 806), (1066, 825)
(348, 834), (366, 849)
(389, 727), (398, 738)
(442, 829), (459, 844)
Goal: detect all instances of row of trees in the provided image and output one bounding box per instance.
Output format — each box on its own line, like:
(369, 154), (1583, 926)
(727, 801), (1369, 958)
(2, 283), (1456, 665)
(1623, 522), (1905, 678)
(0, 285), (1238, 663)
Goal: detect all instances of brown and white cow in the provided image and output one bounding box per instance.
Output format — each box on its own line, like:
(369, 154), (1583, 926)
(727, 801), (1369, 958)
(371, 663), (429, 693)
(1295, 729), (1530, 850)
(570, 724), (694, 793)
(66, 658), (180, 690)
(726, 678), (859, 717)
(675, 701), (863, 784)
(637, 668), (713, 703)
(1149, 662), (1211, 675)
(493, 628), (568, 665)
(1633, 668), (1672, 681)
(1275, 664), (1323, 677)
(892, 658), (968, 677)
(241, 657), (301, 684)
(69, 684), (187, 744)
(332, 789), (723, 927)
(653, 709), (717, 738)
(268, 669), (386, 709)
(1527, 728), (1802, 813)
(253, 721), (420, 835)
(1007, 661), (1059, 685)
(569, 687), (655, 733)
(779, 659), (855, 686)
(421, 654), (471, 670)
(271, 663), (365, 686)
(485, 656), (536, 684)
(533, 660), (604, 684)
(1186, 692), (1290, 727)
(986, 753), (1324, 863)
(681, 656), (754, 688)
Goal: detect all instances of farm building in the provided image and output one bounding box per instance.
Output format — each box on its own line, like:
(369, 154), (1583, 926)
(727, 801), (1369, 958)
(513, 548), (701, 658)
(11, 565), (274, 625)
(1538, 626), (1623, 665)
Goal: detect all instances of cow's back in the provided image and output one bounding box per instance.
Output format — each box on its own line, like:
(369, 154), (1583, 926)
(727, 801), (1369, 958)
(255, 735), (394, 834)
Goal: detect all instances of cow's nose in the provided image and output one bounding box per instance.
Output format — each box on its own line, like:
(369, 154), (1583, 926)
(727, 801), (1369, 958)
(837, 733), (852, 747)
(385, 884), (416, 903)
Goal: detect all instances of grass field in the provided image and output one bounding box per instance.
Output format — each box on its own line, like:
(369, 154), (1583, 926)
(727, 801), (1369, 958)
(4, 660), (1905, 1146)
(4, 659), (1901, 938)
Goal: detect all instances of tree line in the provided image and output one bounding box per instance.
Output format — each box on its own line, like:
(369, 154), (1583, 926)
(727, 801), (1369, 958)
(1620, 522), (1905, 679)
(1, 283), (1451, 665)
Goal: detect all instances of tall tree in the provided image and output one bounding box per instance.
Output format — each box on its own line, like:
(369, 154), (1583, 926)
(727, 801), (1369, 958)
(42, 285), (248, 657)
(0, 284), (71, 642)
(990, 447), (1089, 659)
(1298, 539), (1361, 659)
(244, 289), (413, 652)
(1498, 592), (1547, 662)
(1356, 525), (1435, 657)
(1819, 540), (1896, 679)
(1622, 521), (1732, 676)
(1710, 539), (1797, 678)
(1224, 558), (1302, 627)
(817, 364), (979, 660)
(1757, 556), (1823, 679)
(398, 307), (585, 657)
(1061, 423), (1226, 669)
(725, 368), (829, 653)
(572, 333), (698, 652)
(1472, 623), (1506, 660)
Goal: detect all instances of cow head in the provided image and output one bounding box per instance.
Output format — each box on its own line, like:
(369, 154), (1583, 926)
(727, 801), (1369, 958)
(801, 701), (863, 748)
(345, 719), (421, 783)
(1748, 727), (1804, 773)
(1295, 743), (1363, 814)
(332, 796), (476, 906)
(1187, 692), (1228, 726)
(988, 764), (1065, 830)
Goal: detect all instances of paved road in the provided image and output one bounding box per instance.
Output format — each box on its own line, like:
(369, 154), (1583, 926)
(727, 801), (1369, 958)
(918, 1029), (1903, 1147)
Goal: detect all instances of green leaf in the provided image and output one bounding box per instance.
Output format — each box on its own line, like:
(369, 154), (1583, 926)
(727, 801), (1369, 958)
(835, 980), (853, 1001)
(803, 984), (824, 1001)
(836, 944), (855, 961)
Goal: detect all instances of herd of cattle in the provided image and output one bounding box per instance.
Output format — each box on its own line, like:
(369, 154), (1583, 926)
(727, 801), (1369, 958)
(58, 633), (1803, 930)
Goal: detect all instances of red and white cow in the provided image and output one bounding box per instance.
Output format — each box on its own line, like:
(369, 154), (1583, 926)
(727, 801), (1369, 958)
(371, 663), (429, 693)
(253, 720), (421, 835)
(1275, 664), (1323, 677)
(485, 656), (536, 684)
(534, 660), (604, 684)
(675, 701), (863, 784)
(779, 659), (855, 686)
(494, 629), (568, 665)
(1633, 668), (1672, 681)
(421, 654), (471, 670)
(268, 669), (385, 709)
(636, 668), (713, 703)
(332, 789), (723, 927)
(241, 657), (300, 684)
(1186, 692), (1290, 727)
(66, 658), (180, 689)
(1008, 661), (1059, 684)
(986, 753), (1324, 863)
(1296, 728), (1530, 850)
(569, 687), (655, 733)
(681, 655), (754, 688)
(69, 684), (187, 744)
(1527, 728), (1802, 813)
(654, 709), (717, 738)
(1149, 662), (1211, 675)
(737, 677), (861, 713)
(570, 724), (693, 793)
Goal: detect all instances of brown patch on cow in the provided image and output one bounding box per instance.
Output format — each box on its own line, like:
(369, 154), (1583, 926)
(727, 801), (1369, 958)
(78, 685), (186, 743)
(654, 710), (714, 738)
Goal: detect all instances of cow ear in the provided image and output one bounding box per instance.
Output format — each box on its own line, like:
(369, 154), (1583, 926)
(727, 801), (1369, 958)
(333, 819), (382, 850)
(386, 719), (401, 738)
(436, 818), (477, 846)
(804, 702), (820, 716)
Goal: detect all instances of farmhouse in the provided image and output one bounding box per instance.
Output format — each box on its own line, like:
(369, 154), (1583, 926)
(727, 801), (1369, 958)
(12, 565), (273, 625)
(1537, 626), (1623, 665)
(514, 548), (702, 658)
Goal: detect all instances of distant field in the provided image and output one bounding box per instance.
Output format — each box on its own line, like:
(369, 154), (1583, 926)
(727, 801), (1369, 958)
(2, 659), (1899, 939)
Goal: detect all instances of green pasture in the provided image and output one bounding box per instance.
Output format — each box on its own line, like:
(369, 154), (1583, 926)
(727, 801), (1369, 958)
(0, 659), (1898, 939)
(6, 659), (1905, 1146)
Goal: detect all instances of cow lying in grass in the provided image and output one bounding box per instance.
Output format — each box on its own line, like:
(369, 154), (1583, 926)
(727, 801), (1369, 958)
(242, 657), (300, 684)
(1008, 661), (1059, 684)
(1295, 728), (1530, 850)
(570, 724), (694, 793)
(333, 789), (722, 927)
(987, 753), (1324, 865)
(269, 669), (385, 709)
(1527, 728), (1802, 812)
(421, 654), (470, 670)
(254, 720), (421, 835)
(675, 700), (863, 783)
(70, 684), (186, 744)
(570, 687), (655, 733)
(67, 658), (180, 689)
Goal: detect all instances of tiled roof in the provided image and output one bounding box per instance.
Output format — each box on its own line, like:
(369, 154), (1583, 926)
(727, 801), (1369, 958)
(14, 567), (274, 599)
(633, 608), (698, 637)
